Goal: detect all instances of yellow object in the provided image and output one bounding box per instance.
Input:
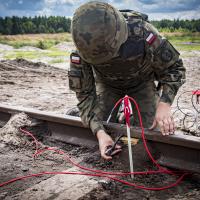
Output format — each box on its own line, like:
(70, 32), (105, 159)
(120, 137), (139, 145)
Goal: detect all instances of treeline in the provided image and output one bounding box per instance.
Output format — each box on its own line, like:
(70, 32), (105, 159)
(0, 16), (199, 35)
(0, 16), (71, 35)
(151, 19), (200, 32)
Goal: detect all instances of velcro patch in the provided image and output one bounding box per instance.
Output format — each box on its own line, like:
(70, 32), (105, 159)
(71, 55), (81, 64)
(161, 48), (173, 62)
(146, 33), (156, 44)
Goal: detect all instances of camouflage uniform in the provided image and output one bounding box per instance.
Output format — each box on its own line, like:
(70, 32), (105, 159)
(68, 4), (186, 135)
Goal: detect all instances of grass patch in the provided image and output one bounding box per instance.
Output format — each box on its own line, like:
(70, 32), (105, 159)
(45, 50), (70, 57)
(1, 32), (199, 52)
(4, 51), (40, 59)
(173, 44), (200, 51)
(161, 32), (200, 51)
(49, 58), (65, 64)
(4, 49), (70, 60)
(163, 32), (200, 43)
(1, 32), (199, 61)
(0, 33), (72, 49)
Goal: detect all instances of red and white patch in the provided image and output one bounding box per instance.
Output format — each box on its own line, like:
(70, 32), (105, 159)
(192, 90), (200, 95)
(71, 55), (81, 64)
(146, 33), (156, 44)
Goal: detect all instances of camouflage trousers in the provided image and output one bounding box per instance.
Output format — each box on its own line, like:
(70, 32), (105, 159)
(96, 80), (159, 128)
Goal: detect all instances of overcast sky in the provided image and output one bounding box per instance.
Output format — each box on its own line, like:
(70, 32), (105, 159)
(0, 0), (200, 20)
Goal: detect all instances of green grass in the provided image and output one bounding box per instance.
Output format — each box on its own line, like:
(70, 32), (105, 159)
(172, 43), (200, 51)
(1, 32), (199, 61)
(2, 40), (60, 49)
(49, 58), (65, 64)
(0, 33), (72, 62)
(162, 32), (200, 41)
(0, 33), (72, 49)
(1, 32), (199, 51)
(4, 50), (70, 60)
(4, 51), (39, 59)
(162, 32), (200, 51)
(45, 50), (69, 57)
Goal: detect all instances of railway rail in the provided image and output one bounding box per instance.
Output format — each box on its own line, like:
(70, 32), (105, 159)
(0, 104), (199, 173)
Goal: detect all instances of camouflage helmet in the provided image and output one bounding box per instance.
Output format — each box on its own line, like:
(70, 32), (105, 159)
(71, 1), (128, 64)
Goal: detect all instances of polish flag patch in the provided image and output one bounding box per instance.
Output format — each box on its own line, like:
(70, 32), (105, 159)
(192, 90), (200, 95)
(146, 33), (156, 44)
(71, 55), (81, 64)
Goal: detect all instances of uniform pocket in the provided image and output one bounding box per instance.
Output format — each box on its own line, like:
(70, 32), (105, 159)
(68, 69), (82, 91)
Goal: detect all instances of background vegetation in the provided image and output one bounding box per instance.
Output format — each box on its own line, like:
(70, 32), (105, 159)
(0, 17), (199, 62)
(0, 33), (72, 49)
(151, 19), (200, 33)
(0, 16), (71, 35)
(0, 16), (200, 35)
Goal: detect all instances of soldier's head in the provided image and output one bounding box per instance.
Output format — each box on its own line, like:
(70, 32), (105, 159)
(71, 1), (128, 64)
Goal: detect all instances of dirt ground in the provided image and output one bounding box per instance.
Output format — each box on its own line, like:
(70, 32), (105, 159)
(0, 123), (200, 200)
(0, 58), (77, 113)
(0, 51), (200, 199)
(0, 123), (92, 199)
(0, 127), (200, 200)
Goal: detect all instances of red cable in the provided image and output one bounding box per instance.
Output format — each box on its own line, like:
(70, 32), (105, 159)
(20, 128), (40, 156)
(0, 130), (187, 190)
(128, 97), (168, 172)
(0, 170), (187, 191)
(34, 147), (181, 176)
(0, 96), (188, 190)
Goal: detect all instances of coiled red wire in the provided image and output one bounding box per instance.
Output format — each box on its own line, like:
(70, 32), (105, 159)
(0, 96), (189, 190)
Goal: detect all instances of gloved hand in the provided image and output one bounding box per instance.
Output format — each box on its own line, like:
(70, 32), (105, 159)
(96, 130), (122, 160)
(150, 102), (175, 135)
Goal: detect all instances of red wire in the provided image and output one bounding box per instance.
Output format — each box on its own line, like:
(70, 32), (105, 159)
(0, 96), (188, 190)
(0, 170), (187, 191)
(128, 97), (167, 171)
(19, 128), (40, 156)
(34, 147), (181, 176)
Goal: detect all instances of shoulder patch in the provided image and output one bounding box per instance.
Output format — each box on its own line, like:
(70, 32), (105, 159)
(146, 33), (157, 45)
(71, 54), (81, 64)
(161, 48), (173, 62)
(128, 21), (143, 37)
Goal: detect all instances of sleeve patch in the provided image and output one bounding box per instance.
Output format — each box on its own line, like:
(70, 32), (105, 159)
(71, 55), (81, 64)
(146, 33), (157, 44)
(161, 49), (173, 62)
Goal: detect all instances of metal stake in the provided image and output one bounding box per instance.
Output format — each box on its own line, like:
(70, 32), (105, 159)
(126, 123), (134, 179)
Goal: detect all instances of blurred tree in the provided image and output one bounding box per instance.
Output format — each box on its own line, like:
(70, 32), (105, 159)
(0, 16), (71, 34)
(151, 19), (200, 32)
(0, 16), (199, 35)
(4, 17), (13, 34)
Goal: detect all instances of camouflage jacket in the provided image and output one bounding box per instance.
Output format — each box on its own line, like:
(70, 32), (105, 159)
(68, 17), (186, 135)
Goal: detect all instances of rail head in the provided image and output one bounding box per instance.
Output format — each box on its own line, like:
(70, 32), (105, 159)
(0, 104), (85, 128)
(103, 122), (200, 150)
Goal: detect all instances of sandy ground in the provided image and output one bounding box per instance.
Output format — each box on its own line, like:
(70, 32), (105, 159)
(172, 55), (200, 135)
(0, 58), (77, 113)
(0, 50), (199, 199)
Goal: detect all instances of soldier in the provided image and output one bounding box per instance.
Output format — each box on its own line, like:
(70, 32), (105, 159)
(68, 1), (186, 160)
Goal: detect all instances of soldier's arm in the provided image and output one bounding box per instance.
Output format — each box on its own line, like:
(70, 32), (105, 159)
(143, 22), (186, 135)
(68, 52), (105, 135)
(144, 22), (186, 105)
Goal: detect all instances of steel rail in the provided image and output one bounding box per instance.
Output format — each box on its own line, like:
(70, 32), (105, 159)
(0, 104), (199, 173)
